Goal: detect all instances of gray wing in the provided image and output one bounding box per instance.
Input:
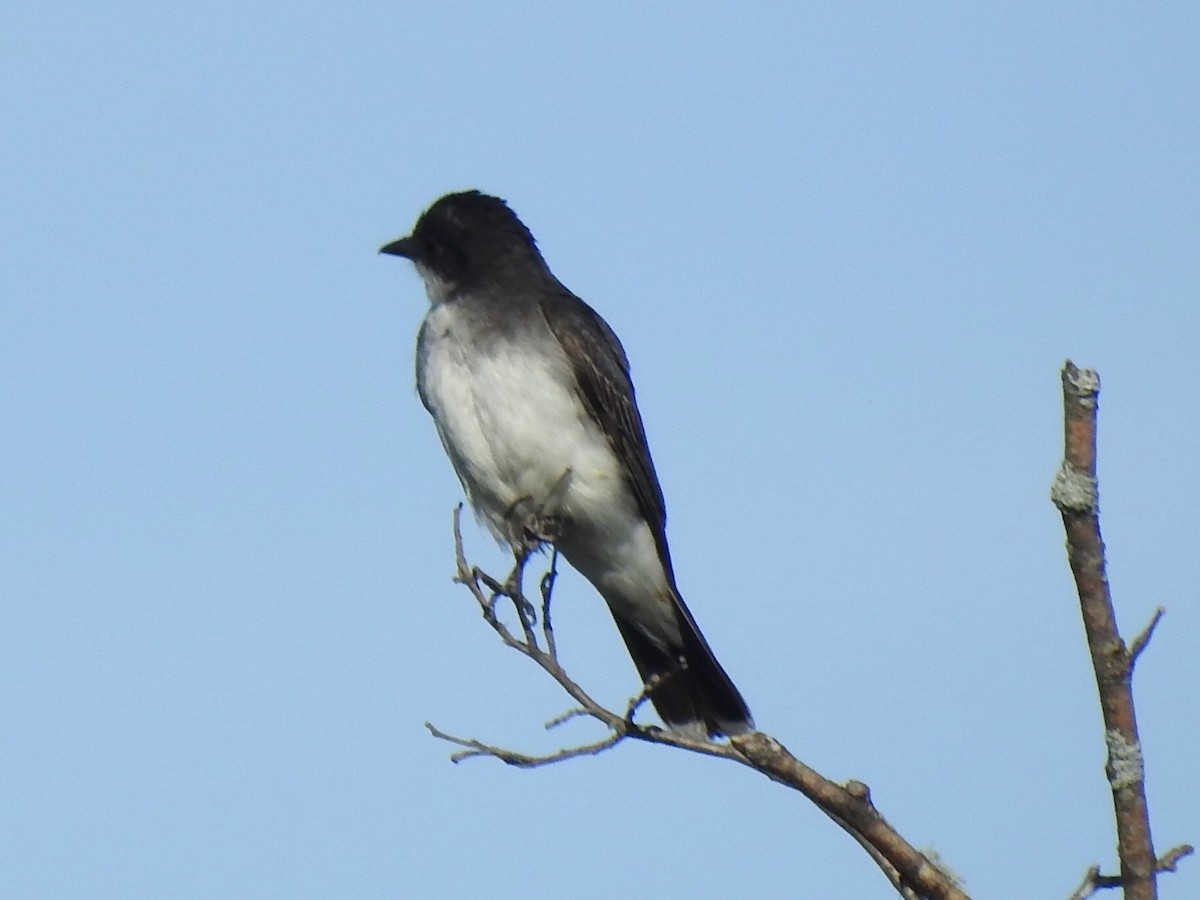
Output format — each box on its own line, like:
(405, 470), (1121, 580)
(538, 288), (675, 578)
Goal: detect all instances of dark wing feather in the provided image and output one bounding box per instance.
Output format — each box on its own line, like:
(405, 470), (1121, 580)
(538, 289), (675, 579)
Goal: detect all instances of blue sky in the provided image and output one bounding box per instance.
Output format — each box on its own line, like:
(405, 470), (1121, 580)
(2, 2), (1197, 897)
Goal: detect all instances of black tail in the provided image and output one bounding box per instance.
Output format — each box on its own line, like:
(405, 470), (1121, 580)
(613, 590), (754, 738)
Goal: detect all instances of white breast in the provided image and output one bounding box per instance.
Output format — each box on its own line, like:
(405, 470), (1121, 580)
(417, 300), (677, 643)
(418, 302), (629, 539)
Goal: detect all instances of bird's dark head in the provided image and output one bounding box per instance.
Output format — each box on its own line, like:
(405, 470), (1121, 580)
(380, 191), (546, 300)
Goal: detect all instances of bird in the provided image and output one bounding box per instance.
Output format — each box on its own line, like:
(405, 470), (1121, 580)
(381, 190), (753, 738)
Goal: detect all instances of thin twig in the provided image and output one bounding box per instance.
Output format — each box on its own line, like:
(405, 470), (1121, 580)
(544, 707), (590, 730)
(425, 721), (624, 766)
(1128, 606), (1165, 672)
(504, 552), (540, 646)
(476, 561), (539, 649)
(540, 548), (560, 661)
(451, 508), (523, 651)
(622, 683), (656, 724)
(1070, 868), (1104, 900)
(1158, 843), (1195, 872)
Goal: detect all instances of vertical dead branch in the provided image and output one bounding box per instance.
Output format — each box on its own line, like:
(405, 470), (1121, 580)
(1050, 361), (1158, 899)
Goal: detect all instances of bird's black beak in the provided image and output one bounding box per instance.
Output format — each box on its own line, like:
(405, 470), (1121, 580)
(379, 236), (414, 258)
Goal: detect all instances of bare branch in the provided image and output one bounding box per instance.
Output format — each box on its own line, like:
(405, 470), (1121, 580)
(429, 518), (969, 900)
(543, 707), (590, 730)
(1051, 361), (1186, 900)
(1068, 846), (1195, 900)
(539, 548), (560, 660)
(1068, 864), (1118, 900)
(1128, 606), (1165, 672)
(426, 720), (624, 766)
(1158, 843), (1195, 872)
(729, 734), (966, 900)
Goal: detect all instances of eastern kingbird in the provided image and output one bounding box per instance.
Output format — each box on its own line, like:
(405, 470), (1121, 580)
(381, 190), (753, 738)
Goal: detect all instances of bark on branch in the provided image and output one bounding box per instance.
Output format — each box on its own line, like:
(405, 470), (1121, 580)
(1050, 360), (1192, 899)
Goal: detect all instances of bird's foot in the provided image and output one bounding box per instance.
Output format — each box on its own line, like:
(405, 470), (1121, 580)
(502, 469), (573, 553)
